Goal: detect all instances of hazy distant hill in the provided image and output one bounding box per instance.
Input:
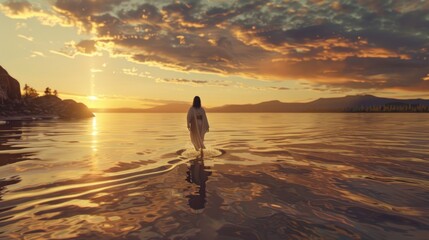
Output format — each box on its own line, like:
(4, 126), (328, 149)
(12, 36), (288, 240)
(209, 95), (429, 112)
(93, 95), (429, 113)
(142, 103), (191, 113)
(93, 103), (191, 113)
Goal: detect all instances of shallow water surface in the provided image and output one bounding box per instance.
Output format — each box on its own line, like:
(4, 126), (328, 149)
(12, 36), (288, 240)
(0, 113), (428, 239)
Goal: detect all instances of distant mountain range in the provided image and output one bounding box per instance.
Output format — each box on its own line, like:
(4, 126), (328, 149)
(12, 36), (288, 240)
(210, 95), (429, 112)
(93, 95), (429, 113)
(93, 103), (191, 113)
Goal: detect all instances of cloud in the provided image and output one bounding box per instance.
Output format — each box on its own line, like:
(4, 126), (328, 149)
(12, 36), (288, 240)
(49, 50), (74, 59)
(30, 51), (45, 58)
(75, 40), (97, 54)
(17, 34), (33, 41)
(15, 22), (27, 29)
(122, 67), (138, 76)
(0, 0), (66, 26)
(139, 98), (189, 105)
(6, 0), (428, 92)
(90, 68), (102, 73)
(53, 0), (127, 33)
(270, 87), (289, 91)
(157, 78), (208, 85)
(0, 0), (38, 17)
(122, 68), (153, 78)
(156, 77), (234, 87)
(50, 40), (101, 58)
(157, 77), (290, 92)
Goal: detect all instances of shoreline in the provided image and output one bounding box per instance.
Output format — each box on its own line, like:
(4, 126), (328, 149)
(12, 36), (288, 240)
(0, 114), (60, 121)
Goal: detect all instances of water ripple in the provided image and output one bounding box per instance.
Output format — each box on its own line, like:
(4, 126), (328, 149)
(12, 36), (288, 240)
(0, 113), (428, 239)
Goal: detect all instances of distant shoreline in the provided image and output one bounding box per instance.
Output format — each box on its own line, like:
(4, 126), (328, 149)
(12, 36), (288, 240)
(0, 114), (59, 121)
(91, 95), (429, 114)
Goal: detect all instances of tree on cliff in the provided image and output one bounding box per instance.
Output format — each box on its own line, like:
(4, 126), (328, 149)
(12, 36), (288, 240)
(1, 66), (94, 119)
(53, 90), (58, 96)
(44, 87), (52, 96)
(23, 84), (30, 97)
(29, 88), (39, 97)
(23, 84), (39, 98)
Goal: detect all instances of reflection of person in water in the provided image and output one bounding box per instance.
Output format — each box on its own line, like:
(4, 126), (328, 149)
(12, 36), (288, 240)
(186, 157), (212, 210)
(187, 96), (209, 156)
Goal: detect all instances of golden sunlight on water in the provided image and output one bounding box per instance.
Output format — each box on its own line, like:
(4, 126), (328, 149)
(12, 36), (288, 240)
(91, 117), (99, 171)
(0, 113), (428, 239)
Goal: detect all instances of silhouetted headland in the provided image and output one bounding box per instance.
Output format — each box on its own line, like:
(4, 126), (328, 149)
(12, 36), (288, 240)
(0, 65), (94, 120)
(92, 95), (429, 113)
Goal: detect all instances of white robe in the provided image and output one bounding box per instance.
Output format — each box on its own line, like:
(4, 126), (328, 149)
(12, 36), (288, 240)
(187, 107), (209, 150)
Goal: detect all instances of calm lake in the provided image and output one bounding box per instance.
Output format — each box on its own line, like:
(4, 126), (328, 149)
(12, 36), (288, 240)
(0, 113), (428, 239)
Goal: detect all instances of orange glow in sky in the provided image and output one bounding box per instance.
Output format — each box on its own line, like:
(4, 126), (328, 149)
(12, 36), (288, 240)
(1, 0), (428, 108)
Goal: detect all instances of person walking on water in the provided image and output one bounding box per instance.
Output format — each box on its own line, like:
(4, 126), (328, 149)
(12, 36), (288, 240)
(187, 96), (209, 156)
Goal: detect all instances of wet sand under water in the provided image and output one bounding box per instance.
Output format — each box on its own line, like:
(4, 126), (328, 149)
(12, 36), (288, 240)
(0, 113), (428, 239)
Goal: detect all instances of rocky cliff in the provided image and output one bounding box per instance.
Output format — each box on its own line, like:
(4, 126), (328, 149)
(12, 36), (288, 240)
(0, 66), (21, 101)
(0, 66), (94, 120)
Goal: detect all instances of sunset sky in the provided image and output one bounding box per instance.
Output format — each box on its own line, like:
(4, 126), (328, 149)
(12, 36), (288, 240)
(1, 0), (428, 108)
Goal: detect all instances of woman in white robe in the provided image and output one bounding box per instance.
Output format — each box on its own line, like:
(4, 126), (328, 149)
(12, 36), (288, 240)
(187, 96), (209, 154)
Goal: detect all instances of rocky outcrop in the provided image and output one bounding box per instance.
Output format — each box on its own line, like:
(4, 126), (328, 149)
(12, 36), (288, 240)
(0, 95), (94, 119)
(0, 66), (21, 101)
(57, 99), (94, 118)
(31, 95), (94, 118)
(0, 66), (94, 120)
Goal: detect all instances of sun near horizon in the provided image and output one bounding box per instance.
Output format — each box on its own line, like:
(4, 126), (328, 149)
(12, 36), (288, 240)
(1, 0), (429, 109)
(1, 1), (429, 239)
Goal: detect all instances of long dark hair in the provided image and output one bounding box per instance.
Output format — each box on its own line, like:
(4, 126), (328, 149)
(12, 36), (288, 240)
(193, 96), (201, 108)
